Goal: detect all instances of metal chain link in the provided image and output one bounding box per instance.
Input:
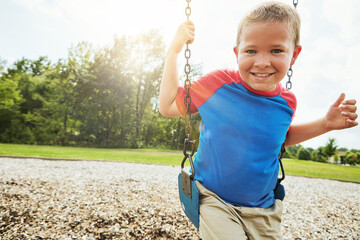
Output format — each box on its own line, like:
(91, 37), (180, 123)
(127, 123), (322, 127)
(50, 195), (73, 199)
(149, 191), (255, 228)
(185, 0), (191, 19)
(293, 0), (298, 8)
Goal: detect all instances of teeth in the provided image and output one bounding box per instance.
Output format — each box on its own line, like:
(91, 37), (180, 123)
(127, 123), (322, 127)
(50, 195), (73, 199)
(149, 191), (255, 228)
(254, 73), (271, 77)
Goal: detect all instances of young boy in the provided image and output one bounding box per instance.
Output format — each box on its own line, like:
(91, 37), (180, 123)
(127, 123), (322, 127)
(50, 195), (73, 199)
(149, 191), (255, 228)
(159, 1), (358, 239)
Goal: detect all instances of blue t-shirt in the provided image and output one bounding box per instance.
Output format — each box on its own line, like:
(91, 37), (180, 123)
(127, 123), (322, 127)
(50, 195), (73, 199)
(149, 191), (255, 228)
(176, 69), (296, 208)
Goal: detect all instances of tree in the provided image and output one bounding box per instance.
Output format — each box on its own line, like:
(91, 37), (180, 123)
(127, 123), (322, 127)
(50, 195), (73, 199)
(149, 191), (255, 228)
(0, 58), (6, 77)
(67, 31), (166, 148)
(0, 57), (62, 144)
(68, 41), (109, 146)
(342, 151), (360, 165)
(0, 72), (25, 143)
(323, 138), (337, 160)
(311, 147), (327, 162)
(130, 30), (165, 147)
(286, 145), (301, 158)
(297, 147), (311, 160)
(43, 59), (76, 146)
(282, 150), (293, 159)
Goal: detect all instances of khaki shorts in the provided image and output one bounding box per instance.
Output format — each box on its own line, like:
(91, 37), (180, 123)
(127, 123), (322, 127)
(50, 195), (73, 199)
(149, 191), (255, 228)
(196, 181), (283, 240)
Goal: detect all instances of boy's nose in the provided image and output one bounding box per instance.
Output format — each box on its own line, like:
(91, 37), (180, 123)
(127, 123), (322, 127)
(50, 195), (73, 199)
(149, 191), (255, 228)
(254, 54), (271, 68)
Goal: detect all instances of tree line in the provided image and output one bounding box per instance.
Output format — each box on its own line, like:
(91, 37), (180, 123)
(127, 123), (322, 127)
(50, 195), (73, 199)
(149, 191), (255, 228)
(0, 31), (203, 149)
(284, 138), (360, 165)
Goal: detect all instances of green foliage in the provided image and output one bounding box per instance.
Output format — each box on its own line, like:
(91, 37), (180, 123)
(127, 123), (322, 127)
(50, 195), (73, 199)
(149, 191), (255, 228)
(323, 138), (337, 159)
(0, 75), (23, 141)
(285, 145), (301, 159)
(296, 147), (311, 160)
(342, 151), (360, 165)
(311, 147), (328, 162)
(0, 31), (203, 149)
(282, 150), (293, 159)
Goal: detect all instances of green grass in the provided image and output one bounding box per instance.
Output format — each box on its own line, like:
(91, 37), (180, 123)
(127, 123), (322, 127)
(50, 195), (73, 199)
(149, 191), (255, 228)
(0, 143), (182, 165)
(283, 158), (360, 183)
(1, 143), (359, 183)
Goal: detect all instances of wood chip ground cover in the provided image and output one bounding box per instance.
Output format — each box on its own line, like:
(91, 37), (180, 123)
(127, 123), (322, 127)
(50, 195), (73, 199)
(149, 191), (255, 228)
(0, 158), (359, 239)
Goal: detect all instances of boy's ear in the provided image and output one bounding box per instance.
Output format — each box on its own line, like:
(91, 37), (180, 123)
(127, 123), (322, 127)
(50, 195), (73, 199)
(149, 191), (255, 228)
(290, 45), (302, 66)
(233, 47), (238, 60)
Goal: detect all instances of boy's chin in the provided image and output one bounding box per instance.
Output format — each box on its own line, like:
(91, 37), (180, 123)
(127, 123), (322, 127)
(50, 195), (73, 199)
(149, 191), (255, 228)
(245, 80), (277, 92)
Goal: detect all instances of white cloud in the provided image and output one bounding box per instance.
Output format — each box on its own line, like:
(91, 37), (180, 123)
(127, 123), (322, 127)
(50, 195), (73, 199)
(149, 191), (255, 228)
(322, 0), (360, 43)
(13, 0), (64, 18)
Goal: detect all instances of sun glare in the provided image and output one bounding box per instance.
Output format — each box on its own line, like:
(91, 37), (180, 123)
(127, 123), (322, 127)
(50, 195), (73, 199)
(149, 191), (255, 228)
(67, 0), (184, 48)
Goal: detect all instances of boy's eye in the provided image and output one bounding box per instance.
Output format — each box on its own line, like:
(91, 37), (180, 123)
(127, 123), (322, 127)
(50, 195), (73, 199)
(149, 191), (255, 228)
(245, 50), (256, 54)
(271, 49), (283, 53)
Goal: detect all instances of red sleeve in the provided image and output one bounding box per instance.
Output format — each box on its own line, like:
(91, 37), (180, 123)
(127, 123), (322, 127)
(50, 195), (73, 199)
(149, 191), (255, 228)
(175, 69), (241, 116)
(280, 87), (297, 122)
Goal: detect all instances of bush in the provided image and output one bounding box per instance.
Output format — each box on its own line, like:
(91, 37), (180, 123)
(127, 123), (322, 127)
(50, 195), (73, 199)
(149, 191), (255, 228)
(282, 149), (294, 159)
(343, 151), (360, 165)
(311, 148), (327, 162)
(286, 145), (301, 157)
(297, 147), (311, 160)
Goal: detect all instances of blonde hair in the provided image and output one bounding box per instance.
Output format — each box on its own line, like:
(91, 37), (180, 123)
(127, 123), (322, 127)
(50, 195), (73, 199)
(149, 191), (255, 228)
(235, 1), (301, 48)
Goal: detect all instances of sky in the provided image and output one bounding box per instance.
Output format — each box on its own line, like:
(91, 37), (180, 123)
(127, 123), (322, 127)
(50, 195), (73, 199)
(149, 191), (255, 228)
(1, 0), (359, 150)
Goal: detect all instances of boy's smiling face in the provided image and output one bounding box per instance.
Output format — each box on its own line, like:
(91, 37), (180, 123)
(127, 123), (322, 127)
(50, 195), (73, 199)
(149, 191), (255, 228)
(235, 21), (301, 92)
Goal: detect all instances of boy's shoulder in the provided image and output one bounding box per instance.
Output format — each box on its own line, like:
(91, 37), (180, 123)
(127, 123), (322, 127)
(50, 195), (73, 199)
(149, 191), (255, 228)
(201, 68), (240, 80)
(278, 85), (297, 113)
(196, 68), (241, 87)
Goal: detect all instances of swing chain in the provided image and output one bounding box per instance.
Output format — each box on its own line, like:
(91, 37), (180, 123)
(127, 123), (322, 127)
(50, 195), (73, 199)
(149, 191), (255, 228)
(286, 66), (293, 90)
(184, 0), (192, 139)
(183, 0), (196, 169)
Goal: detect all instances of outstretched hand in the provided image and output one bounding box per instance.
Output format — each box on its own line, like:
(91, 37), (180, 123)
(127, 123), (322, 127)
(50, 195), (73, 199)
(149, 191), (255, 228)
(325, 93), (358, 130)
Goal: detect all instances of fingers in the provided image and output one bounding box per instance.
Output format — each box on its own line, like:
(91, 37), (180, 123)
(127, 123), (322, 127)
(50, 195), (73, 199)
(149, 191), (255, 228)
(169, 21), (195, 54)
(340, 97), (358, 127)
(182, 20), (195, 44)
(341, 98), (357, 114)
(342, 99), (357, 106)
(340, 102), (357, 112)
(331, 93), (345, 107)
(342, 116), (359, 127)
(183, 20), (195, 29)
(341, 111), (358, 120)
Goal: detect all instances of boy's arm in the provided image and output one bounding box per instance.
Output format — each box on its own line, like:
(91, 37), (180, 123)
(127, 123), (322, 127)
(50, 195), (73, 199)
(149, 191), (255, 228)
(159, 21), (195, 117)
(285, 93), (358, 146)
